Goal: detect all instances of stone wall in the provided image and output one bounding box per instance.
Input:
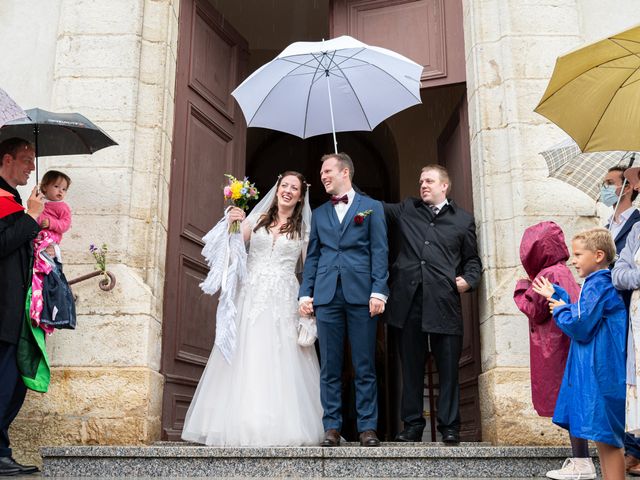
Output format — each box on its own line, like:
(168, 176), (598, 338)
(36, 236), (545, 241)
(0, 0), (179, 464)
(463, 0), (640, 444)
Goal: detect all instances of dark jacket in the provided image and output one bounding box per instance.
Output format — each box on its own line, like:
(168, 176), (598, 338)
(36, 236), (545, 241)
(608, 208), (640, 254)
(606, 208), (640, 307)
(382, 198), (482, 335)
(0, 177), (40, 344)
(513, 221), (579, 417)
(300, 193), (389, 305)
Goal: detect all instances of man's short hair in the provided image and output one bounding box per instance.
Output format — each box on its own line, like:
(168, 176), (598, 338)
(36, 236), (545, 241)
(321, 152), (354, 180)
(0, 137), (34, 166)
(607, 165), (638, 201)
(572, 227), (617, 265)
(421, 164), (452, 193)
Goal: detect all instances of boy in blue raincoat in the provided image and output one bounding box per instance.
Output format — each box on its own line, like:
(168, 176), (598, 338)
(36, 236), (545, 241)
(534, 227), (626, 480)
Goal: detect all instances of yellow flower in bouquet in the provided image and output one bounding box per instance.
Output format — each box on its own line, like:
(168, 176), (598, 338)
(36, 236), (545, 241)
(223, 174), (259, 233)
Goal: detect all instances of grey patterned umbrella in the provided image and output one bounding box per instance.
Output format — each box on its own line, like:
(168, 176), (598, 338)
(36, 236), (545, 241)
(540, 138), (637, 200)
(0, 88), (27, 128)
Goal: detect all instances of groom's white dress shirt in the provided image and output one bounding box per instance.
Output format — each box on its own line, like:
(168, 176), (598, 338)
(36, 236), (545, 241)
(335, 188), (355, 223)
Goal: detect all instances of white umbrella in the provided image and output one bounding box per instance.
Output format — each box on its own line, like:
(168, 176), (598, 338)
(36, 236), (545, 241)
(0, 88), (27, 128)
(231, 35), (423, 153)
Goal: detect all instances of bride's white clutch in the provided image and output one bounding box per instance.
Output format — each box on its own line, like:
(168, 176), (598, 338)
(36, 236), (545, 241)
(297, 316), (317, 347)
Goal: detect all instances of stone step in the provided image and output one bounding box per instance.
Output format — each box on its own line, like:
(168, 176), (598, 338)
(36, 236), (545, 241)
(40, 443), (592, 478)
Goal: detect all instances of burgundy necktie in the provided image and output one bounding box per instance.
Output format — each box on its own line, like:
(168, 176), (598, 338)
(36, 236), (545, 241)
(331, 194), (348, 205)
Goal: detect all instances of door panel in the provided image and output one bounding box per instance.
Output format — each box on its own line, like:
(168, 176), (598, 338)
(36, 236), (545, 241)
(162, 0), (248, 441)
(331, 0), (465, 87)
(437, 95), (482, 441)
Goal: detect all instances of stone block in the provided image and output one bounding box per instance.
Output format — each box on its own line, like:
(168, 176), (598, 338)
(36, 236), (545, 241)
(52, 77), (138, 123)
(479, 316), (497, 371)
(55, 34), (141, 78)
(129, 173), (159, 222)
(61, 213), (128, 265)
(58, 0), (144, 36)
(46, 314), (161, 369)
(10, 415), (84, 467)
(141, 0), (171, 43)
(131, 126), (163, 175)
(159, 175), (170, 228)
(134, 81), (167, 128)
(479, 367), (568, 445)
(139, 38), (168, 85)
(502, 78), (560, 127)
(71, 263), (156, 316)
(19, 368), (162, 419)
(462, 0), (501, 47)
(11, 368), (163, 462)
(58, 167), (132, 216)
(502, 2), (580, 37)
(493, 314), (530, 367)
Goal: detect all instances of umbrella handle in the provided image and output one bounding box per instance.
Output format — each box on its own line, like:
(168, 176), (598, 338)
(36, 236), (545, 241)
(325, 71), (338, 154)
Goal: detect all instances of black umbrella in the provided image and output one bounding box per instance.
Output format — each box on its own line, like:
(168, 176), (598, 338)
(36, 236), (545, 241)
(0, 108), (118, 178)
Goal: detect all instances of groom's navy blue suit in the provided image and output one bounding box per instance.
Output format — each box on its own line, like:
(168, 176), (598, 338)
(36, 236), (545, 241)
(300, 192), (389, 433)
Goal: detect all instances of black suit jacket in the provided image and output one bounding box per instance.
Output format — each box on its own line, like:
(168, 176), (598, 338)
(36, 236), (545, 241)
(0, 177), (40, 344)
(383, 198), (482, 335)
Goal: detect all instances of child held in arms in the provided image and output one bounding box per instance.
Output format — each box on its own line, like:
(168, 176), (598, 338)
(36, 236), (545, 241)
(31, 170), (72, 331)
(533, 227), (626, 480)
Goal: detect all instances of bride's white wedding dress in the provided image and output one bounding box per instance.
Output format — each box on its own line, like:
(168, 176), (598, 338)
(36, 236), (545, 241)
(181, 226), (324, 446)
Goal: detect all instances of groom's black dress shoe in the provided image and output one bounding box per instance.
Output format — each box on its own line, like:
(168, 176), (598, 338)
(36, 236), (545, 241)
(321, 429), (340, 447)
(395, 425), (424, 442)
(441, 429), (460, 445)
(0, 456), (39, 475)
(359, 430), (380, 447)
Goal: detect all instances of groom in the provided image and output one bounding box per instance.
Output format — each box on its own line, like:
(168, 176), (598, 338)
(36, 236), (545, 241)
(299, 152), (388, 447)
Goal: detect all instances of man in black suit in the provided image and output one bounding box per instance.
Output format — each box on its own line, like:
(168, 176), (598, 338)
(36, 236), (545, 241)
(383, 164), (481, 444)
(0, 138), (43, 475)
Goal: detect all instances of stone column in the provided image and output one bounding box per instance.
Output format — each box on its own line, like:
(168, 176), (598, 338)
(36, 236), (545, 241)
(10, 0), (180, 463)
(463, 0), (587, 445)
(462, 0), (640, 444)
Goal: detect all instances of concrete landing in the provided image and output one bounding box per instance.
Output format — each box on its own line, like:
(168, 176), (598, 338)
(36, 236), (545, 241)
(40, 443), (592, 477)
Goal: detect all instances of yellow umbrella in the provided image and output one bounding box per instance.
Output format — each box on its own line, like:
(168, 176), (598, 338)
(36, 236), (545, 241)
(535, 24), (640, 152)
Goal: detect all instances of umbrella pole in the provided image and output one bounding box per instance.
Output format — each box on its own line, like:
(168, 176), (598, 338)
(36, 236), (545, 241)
(34, 124), (39, 181)
(325, 72), (338, 154)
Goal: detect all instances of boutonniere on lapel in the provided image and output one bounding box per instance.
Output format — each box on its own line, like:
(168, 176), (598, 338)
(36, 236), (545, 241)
(354, 209), (373, 225)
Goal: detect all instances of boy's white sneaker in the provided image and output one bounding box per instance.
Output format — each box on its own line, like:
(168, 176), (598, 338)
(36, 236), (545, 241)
(546, 457), (596, 480)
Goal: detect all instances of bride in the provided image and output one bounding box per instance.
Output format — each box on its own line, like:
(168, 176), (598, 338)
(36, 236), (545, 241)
(182, 171), (324, 446)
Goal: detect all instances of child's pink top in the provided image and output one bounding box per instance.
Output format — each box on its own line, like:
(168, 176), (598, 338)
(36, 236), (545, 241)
(38, 200), (72, 244)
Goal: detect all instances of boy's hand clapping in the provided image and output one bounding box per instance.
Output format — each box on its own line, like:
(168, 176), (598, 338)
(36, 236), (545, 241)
(548, 297), (566, 313)
(532, 276), (555, 299)
(532, 276), (566, 313)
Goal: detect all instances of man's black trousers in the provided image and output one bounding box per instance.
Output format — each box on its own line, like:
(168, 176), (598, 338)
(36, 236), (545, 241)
(0, 341), (27, 457)
(395, 287), (462, 434)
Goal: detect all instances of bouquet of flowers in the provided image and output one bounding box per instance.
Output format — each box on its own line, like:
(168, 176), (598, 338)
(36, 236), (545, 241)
(89, 243), (108, 279)
(223, 174), (259, 233)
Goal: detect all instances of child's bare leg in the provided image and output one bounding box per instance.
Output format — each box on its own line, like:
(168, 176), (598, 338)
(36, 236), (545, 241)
(595, 441), (624, 480)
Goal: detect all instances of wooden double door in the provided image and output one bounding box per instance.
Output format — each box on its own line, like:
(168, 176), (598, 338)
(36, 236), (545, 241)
(161, 0), (481, 441)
